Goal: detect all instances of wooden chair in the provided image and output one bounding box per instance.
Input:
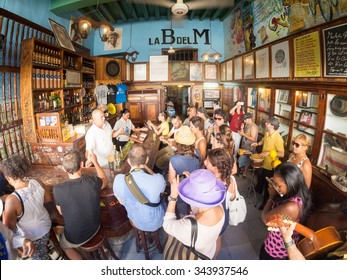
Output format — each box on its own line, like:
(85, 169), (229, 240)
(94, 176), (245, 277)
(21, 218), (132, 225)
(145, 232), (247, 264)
(130, 222), (163, 260)
(80, 227), (119, 260)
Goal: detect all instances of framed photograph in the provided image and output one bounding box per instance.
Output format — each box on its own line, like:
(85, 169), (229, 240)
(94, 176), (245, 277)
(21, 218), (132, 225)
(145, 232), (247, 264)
(255, 47), (269, 78)
(149, 55), (168, 81)
(104, 28), (123, 51)
(204, 64), (217, 80)
(172, 61), (189, 81)
(48, 19), (75, 52)
(243, 53), (254, 79)
(203, 89), (220, 99)
(234, 57), (243, 80)
(281, 109), (291, 125)
(226, 60), (233, 81)
(69, 17), (82, 45)
(220, 62), (226, 81)
(189, 63), (202, 81)
(133, 63), (147, 81)
(297, 110), (317, 133)
(271, 41), (290, 78)
(277, 89), (289, 103)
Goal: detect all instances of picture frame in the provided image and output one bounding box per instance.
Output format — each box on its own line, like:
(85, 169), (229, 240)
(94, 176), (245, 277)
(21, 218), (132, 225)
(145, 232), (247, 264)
(271, 40), (290, 78)
(234, 57), (243, 80)
(220, 62), (226, 81)
(204, 64), (217, 80)
(171, 61), (189, 81)
(281, 109), (291, 126)
(203, 89), (221, 99)
(189, 63), (202, 81)
(297, 110), (317, 133)
(133, 63), (147, 81)
(255, 47), (269, 79)
(226, 60), (233, 81)
(243, 53), (254, 79)
(48, 19), (75, 52)
(277, 89), (289, 103)
(149, 55), (168, 81)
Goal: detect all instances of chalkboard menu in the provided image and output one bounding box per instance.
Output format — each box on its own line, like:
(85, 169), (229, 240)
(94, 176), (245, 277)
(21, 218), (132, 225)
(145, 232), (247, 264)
(323, 23), (347, 77)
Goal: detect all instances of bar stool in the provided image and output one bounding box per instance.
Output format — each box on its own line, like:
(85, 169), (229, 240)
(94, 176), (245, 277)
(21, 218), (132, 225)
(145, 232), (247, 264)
(80, 227), (119, 260)
(130, 221), (163, 260)
(246, 162), (261, 207)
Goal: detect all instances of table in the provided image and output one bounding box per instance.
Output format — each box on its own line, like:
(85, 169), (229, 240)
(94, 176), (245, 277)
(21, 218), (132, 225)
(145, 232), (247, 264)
(27, 130), (161, 237)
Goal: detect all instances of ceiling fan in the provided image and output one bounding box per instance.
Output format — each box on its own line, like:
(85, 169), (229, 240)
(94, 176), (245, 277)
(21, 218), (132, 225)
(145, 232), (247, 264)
(132, 0), (234, 17)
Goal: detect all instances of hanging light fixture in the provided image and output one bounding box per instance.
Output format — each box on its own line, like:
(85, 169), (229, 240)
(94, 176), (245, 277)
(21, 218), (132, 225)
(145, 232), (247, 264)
(75, 1), (113, 42)
(124, 1), (139, 62)
(201, 13), (221, 63)
(168, 17), (175, 55)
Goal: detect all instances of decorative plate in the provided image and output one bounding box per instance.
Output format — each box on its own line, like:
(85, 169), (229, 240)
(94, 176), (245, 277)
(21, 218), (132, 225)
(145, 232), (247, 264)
(80, 87), (86, 97)
(106, 60), (120, 78)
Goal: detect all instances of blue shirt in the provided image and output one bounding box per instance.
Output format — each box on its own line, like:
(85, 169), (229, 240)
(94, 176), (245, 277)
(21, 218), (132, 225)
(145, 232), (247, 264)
(113, 170), (166, 231)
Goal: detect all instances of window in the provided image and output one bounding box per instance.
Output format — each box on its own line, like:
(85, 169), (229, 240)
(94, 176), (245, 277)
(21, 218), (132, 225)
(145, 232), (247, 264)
(162, 48), (198, 61)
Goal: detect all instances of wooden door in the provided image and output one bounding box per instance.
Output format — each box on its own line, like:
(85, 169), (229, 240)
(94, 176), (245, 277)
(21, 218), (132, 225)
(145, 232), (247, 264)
(143, 94), (159, 122)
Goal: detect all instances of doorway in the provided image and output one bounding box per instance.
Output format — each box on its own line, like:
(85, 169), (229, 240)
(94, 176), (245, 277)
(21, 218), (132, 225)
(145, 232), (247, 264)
(166, 86), (190, 118)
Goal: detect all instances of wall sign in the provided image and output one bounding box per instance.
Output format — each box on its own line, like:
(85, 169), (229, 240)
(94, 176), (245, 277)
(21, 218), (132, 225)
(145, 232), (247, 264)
(323, 23), (347, 77)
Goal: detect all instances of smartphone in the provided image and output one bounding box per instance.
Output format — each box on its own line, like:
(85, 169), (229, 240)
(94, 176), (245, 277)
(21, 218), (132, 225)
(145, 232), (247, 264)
(238, 101), (244, 106)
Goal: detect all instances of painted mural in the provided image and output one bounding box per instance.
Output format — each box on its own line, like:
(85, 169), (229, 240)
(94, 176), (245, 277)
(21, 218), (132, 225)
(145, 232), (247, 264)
(225, 0), (347, 59)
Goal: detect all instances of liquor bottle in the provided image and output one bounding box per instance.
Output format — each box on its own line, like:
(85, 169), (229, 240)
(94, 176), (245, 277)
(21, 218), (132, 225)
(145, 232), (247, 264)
(113, 145), (121, 170)
(56, 93), (61, 108)
(63, 71), (67, 87)
(52, 92), (57, 110)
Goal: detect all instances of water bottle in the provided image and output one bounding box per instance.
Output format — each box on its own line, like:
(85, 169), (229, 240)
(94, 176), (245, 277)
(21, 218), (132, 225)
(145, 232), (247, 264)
(125, 126), (129, 136)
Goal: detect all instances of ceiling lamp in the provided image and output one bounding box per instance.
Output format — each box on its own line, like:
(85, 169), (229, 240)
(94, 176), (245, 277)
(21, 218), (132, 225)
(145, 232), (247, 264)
(99, 23), (111, 42)
(78, 18), (92, 39)
(201, 11), (222, 63)
(168, 17), (175, 55)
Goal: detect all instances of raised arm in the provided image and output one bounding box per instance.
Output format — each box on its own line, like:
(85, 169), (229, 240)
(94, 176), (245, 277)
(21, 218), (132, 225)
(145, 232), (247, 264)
(89, 151), (108, 189)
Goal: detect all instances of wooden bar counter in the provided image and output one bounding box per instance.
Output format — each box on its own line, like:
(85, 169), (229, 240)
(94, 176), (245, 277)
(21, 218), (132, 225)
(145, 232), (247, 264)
(27, 130), (161, 238)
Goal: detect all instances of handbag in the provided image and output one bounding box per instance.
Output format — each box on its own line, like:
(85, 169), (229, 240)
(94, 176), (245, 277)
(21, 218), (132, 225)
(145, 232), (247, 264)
(226, 176), (247, 226)
(164, 217), (210, 260)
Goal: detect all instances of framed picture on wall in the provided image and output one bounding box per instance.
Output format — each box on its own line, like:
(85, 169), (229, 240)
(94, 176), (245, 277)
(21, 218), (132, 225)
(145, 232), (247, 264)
(133, 63), (147, 81)
(149, 55), (168, 81)
(255, 47), (269, 78)
(271, 41), (290, 78)
(172, 61), (189, 81)
(48, 19), (75, 52)
(220, 63), (226, 81)
(244, 53), (254, 79)
(234, 57), (242, 80)
(204, 64), (217, 80)
(297, 110), (317, 133)
(226, 60), (233, 81)
(189, 63), (202, 81)
(277, 89), (289, 103)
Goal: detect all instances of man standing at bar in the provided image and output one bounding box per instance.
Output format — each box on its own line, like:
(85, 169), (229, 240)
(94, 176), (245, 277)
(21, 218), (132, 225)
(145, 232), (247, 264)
(113, 144), (166, 232)
(53, 150), (108, 260)
(85, 109), (122, 167)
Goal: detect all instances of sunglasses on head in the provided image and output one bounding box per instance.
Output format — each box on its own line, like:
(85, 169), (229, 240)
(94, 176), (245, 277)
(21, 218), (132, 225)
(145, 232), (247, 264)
(214, 117), (223, 121)
(291, 140), (304, 148)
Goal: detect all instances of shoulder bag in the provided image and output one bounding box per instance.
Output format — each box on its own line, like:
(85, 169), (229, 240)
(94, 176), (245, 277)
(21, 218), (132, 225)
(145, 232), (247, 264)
(164, 216), (210, 260)
(226, 176), (247, 226)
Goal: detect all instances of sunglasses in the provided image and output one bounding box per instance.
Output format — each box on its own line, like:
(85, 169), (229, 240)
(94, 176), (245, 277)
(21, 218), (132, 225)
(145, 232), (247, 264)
(291, 140), (304, 148)
(214, 117), (223, 121)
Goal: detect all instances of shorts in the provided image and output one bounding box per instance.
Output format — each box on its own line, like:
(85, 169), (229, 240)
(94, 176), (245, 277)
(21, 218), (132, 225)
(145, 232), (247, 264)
(59, 226), (100, 249)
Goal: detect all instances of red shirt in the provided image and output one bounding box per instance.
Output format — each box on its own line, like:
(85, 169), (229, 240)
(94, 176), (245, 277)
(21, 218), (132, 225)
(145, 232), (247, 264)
(230, 111), (244, 132)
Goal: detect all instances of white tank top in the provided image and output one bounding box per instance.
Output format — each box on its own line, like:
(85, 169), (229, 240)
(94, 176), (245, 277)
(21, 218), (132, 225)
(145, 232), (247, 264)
(13, 179), (51, 241)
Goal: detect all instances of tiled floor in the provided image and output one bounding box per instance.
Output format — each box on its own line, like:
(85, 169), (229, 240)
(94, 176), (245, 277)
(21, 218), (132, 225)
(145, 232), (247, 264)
(107, 173), (268, 260)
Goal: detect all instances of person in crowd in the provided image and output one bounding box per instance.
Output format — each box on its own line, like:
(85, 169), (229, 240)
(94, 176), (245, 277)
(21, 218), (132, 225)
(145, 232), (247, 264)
(207, 108), (229, 144)
(0, 200), (36, 260)
(163, 169), (226, 259)
(189, 116), (207, 165)
(113, 144), (166, 231)
(53, 150), (107, 260)
(113, 108), (148, 150)
(287, 134), (312, 188)
(251, 117), (284, 210)
(168, 126), (200, 217)
(213, 100), (221, 111)
(229, 101), (245, 157)
(204, 148), (236, 259)
(85, 108), (122, 167)
(197, 107), (213, 137)
(155, 115), (184, 170)
(147, 111), (170, 137)
(183, 106), (197, 126)
(238, 113), (258, 178)
(279, 222), (305, 260)
(260, 162), (312, 260)
(1, 155), (52, 260)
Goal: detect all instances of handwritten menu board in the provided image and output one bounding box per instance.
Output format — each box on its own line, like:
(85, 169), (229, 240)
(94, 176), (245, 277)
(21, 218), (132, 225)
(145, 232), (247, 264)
(323, 23), (347, 77)
(294, 31), (321, 77)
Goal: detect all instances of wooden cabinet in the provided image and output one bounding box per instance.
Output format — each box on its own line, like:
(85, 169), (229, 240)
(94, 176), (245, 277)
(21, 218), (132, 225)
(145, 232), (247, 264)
(126, 89), (161, 126)
(20, 38), (96, 144)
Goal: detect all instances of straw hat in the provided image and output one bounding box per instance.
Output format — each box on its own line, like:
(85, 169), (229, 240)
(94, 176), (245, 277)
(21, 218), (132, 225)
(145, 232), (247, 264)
(178, 169), (226, 208)
(330, 95), (347, 117)
(174, 126), (196, 146)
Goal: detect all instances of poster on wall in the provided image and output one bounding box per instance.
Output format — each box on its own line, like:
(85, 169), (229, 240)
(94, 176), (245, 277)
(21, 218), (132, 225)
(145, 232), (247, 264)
(323, 23), (347, 77)
(255, 47), (269, 78)
(69, 17), (82, 45)
(220, 63), (226, 81)
(234, 57), (243, 80)
(271, 40), (290, 78)
(134, 63), (147, 81)
(204, 64), (217, 80)
(171, 62), (189, 81)
(149, 55), (168, 81)
(294, 31), (321, 77)
(190, 63), (202, 81)
(104, 28), (123, 50)
(226, 60), (233, 81)
(244, 53), (254, 79)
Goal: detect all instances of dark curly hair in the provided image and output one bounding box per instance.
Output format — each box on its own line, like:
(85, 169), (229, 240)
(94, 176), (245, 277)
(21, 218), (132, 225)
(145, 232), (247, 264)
(0, 155), (29, 180)
(207, 148), (234, 187)
(175, 143), (196, 157)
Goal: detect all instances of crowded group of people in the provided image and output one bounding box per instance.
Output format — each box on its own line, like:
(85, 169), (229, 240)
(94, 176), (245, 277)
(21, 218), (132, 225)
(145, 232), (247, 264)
(0, 102), (314, 260)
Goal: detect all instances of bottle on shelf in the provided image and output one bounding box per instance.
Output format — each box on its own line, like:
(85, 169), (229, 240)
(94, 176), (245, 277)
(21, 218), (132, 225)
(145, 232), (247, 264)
(63, 70), (67, 87)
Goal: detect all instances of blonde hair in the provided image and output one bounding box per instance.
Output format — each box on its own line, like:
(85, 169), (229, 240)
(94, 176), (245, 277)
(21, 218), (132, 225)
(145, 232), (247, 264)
(295, 134), (311, 147)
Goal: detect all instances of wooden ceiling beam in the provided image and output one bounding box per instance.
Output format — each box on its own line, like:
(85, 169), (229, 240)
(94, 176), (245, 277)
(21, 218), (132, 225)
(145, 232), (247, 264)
(50, 0), (115, 15)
